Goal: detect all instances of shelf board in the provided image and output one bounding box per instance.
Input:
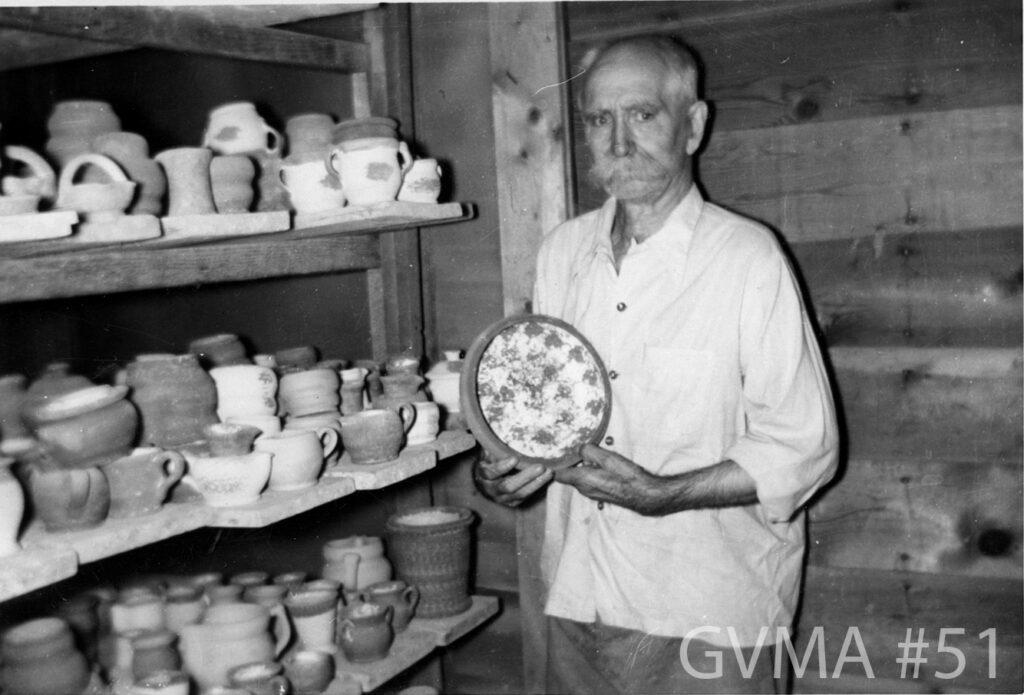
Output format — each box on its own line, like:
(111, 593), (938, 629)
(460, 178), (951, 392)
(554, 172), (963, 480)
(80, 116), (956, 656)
(0, 203), (472, 303)
(211, 474), (359, 529)
(0, 546), (77, 600)
(293, 202), (472, 236)
(331, 595), (500, 693)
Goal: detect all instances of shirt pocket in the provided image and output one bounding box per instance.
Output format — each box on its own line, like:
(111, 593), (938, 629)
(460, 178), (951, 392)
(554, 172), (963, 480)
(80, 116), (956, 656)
(631, 346), (715, 451)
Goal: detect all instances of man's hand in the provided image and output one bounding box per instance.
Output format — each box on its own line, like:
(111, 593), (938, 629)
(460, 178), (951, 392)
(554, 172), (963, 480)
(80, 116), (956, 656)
(554, 444), (661, 514)
(474, 452), (553, 507)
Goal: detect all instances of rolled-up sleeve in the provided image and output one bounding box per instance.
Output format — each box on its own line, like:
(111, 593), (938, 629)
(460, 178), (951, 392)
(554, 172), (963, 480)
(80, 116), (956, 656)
(724, 249), (839, 522)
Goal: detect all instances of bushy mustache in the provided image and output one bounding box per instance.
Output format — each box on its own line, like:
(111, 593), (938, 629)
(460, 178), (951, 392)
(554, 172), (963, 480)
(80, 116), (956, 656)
(587, 151), (672, 190)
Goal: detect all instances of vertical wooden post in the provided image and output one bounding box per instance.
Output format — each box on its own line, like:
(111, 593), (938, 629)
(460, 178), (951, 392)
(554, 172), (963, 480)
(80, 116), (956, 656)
(489, 5), (572, 693)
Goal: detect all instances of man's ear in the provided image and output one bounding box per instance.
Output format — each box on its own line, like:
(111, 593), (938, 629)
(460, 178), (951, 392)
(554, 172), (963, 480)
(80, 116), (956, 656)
(685, 100), (709, 155)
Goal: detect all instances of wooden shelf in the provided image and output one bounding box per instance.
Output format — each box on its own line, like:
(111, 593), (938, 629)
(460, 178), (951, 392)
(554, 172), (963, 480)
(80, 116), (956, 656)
(0, 203), (473, 303)
(331, 596), (501, 693)
(0, 432), (476, 601)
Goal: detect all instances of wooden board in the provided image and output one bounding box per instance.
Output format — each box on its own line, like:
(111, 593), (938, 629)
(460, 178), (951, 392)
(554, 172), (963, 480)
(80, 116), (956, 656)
(791, 227), (1022, 347)
(566, 0), (1021, 131)
(809, 458), (1022, 578)
(830, 346), (1023, 464)
(157, 210), (290, 243)
(293, 202), (470, 235)
(795, 565), (1023, 693)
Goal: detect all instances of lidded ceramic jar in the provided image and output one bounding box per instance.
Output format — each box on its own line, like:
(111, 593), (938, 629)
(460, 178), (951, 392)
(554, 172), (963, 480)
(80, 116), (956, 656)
(126, 353), (219, 448)
(1, 617), (92, 695)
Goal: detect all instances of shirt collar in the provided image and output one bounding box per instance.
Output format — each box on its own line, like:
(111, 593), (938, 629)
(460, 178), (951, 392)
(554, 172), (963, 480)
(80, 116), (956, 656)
(591, 186), (705, 262)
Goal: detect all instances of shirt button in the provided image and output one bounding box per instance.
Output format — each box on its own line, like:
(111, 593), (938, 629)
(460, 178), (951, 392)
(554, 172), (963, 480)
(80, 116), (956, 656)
(616, 302), (627, 312)
(604, 436), (614, 446)
(609, 370), (618, 380)
(597, 502), (605, 510)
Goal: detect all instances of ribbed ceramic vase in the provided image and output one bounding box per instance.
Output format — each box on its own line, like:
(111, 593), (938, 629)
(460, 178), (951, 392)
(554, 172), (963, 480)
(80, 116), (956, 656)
(155, 147), (217, 216)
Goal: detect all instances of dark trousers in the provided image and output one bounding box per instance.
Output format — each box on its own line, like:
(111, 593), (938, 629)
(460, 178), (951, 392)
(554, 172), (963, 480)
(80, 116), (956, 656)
(546, 616), (778, 695)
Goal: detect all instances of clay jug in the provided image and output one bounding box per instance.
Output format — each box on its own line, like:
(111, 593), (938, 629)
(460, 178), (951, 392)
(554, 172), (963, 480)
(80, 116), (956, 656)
(179, 603), (292, 689)
(339, 406), (414, 465)
(363, 579), (420, 632)
(327, 136), (411, 206)
(322, 536), (392, 590)
(93, 131), (167, 215)
(28, 464), (110, 532)
(154, 147), (217, 216)
(210, 154), (256, 214)
(397, 158), (442, 204)
(337, 602), (393, 663)
(126, 353), (219, 448)
(0, 456), (24, 556)
(1, 617), (92, 695)
(203, 102), (282, 157)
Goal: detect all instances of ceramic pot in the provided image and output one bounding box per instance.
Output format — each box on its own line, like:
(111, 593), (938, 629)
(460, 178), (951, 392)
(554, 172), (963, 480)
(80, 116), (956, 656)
(29, 384), (138, 469)
(103, 447), (185, 518)
(45, 99), (121, 169)
(331, 117), (399, 143)
(284, 589), (338, 653)
(354, 360), (383, 402)
(0, 456), (23, 556)
(228, 660), (289, 695)
(189, 333), (250, 369)
(131, 629), (181, 681)
(339, 406), (414, 466)
(56, 152), (136, 222)
(278, 368), (341, 418)
(284, 413), (343, 466)
(184, 450), (272, 507)
(252, 151), (290, 212)
(209, 364), (278, 421)
(256, 428), (336, 491)
(339, 381), (365, 416)
(286, 113), (335, 157)
(363, 580), (420, 632)
(386, 506), (474, 618)
(203, 102), (282, 157)
(179, 603), (291, 690)
(327, 136), (411, 206)
(2, 145), (57, 203)
(210, 154), (257, 214)
(322, 535), (392, 590)
(227, 414), (282, 437)
(283, 650), (335, 695)
(111, 589), (166, 633)
(204, 422), (262, 456)
(375, 374), (427, 409)
(1, 617), (92, 695)
(397, 158), (442, 203)
(93, 131), (167, 215)
(405, 401), (440, 446)
(127, 353), (219, 448)
(164, 583), (206, 633)
(279, 151), (345, 214)
(274, 345), (319, 372)
(338, 602), (393, 663)
(21, 362), (93, 427)
(154, 147), (217, 216)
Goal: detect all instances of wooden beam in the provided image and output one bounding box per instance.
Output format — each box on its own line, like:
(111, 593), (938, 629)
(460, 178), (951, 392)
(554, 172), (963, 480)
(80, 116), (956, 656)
(808, 458), (1022, 578)
(0, 7), (369, 72)
(830, 346), (1023, 464)
(490, 2), (573, 318)
(791, 227), (1022, 347)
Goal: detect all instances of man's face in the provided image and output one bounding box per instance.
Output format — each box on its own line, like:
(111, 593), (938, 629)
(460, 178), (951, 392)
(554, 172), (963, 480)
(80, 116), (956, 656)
(581, 49), (704, 203)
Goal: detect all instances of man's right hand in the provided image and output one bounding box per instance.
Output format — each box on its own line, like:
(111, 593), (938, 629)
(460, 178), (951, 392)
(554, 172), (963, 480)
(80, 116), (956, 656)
(473, 453), (553, 507)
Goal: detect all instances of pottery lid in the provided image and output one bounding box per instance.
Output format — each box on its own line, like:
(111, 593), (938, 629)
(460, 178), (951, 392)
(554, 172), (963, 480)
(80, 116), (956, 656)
(30, 384), (129, 422)
(332, 117), (399, 143)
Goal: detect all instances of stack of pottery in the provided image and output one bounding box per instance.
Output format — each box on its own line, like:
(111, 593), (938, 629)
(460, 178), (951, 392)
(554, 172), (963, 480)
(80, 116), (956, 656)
(202, 101), (287, 213)
(45, 99), (121, 171)
(155, 147), (217, 216)
(188, 333), (250, 368)
(327, 117), (412, 206)
(92, 131), (166, 216)
(55, 153), (136, 223)
(209, 364), (279, 434)
(182, 422), (270, 507)
(385, 506), (474, 618)
(279, 150), (345, 215)
(126, 353), (219, 449)
(1, 617), (94, 695)
(210, 154), (257, 214)
(285, 113), (335, 157)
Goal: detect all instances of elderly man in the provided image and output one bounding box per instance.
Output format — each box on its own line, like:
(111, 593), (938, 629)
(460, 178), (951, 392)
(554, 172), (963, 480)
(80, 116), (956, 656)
(475, 34), (838, 694)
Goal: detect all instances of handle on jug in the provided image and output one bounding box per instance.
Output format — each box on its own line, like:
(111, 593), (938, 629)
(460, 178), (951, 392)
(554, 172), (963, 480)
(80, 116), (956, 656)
(397, 141), (413, 175)
(269, 602), (294, 657)
(264, 124), (283, 157)
(403, 586), (420, 611)
(157, 451), (187, 498)
(317, 427), (340, 462)
(397, 403), (416, 435)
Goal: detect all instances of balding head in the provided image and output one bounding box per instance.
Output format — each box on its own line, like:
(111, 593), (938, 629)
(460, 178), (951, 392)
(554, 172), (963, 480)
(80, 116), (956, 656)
(580, 35), (700, 111)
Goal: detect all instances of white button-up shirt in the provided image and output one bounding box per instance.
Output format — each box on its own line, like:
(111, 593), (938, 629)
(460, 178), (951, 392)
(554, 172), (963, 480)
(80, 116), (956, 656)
(534, 187), (838, 646)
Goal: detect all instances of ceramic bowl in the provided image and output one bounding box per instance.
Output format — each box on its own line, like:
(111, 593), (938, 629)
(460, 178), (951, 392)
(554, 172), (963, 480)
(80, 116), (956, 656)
(184, 451), (271, 507)
(30, 384), (138, 469)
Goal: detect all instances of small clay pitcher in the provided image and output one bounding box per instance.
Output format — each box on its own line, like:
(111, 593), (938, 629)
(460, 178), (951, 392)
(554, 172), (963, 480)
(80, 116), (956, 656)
(397, 158), (443, 203)
(154, 147), (217, 216)
(339, 406), (415, 465)
(322, 536), (392, 590)
(28, 465), (110, 532)
(203, 102), (282, 157)
(255, 428), (336, 491)
(229, 660), (289, 695)
(279, 151), (345, 215)
(337, 602), (393, 663)
(363, 579), (420, 632)
(102, 447), (185, 518)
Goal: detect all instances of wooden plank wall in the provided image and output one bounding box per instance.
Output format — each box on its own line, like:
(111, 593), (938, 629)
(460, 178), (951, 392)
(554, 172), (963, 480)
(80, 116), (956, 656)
(564, 1), (1022, 693)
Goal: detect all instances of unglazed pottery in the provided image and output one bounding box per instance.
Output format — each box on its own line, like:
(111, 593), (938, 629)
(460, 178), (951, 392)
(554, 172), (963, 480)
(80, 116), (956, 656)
(154, 147), (217, 216)
(184, 450), (272, 507)
(210, 154), (257, 214)
(189, 333), (250, 369)
(285, 113), (335, 157)
(204, 422), (262, 456)
(1, 617), (92, 695)
(93, 131), (167, 215)
(179, 603), (291, 690)
(103, 447), (185, 518)
(228, 660), (289, 695)
(375, 373), (427, 409)
(2, 145), (57, 203)
(363, 579), (420, 632)
(29, 383), (138, 469)
(284, 589), (338, 653)
(278, 368), (340, 417)
(283, 649), (335, 695)
(209, 364), (278, 421)
(397, 158), (442, 203)
(203, 102), (282, 157)
(163, 583), (206, 633)
(130, 629), (181, 681)
(127, 353), (219, 448)
(339, 406), (414, 465)
(255, 428), (335, 491)
(337, 601), (393, 663)
(284, 413), (343, 466)
(45, 99), (121, 169)
(55, 152), (136, 222)
(322, 535), (392, 590)
(327, 136), (411, 206)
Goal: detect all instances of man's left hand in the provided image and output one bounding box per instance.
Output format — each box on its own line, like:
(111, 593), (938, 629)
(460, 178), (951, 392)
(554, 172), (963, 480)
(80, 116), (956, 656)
(554, 443), (663, 515)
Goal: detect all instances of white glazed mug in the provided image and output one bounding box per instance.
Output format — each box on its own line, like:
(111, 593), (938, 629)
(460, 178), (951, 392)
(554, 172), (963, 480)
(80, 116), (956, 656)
(278, 151), (346, 214)
(326, 137), (411, 206)
(255, 428), (337, 491)
(203, 102), (282, 156)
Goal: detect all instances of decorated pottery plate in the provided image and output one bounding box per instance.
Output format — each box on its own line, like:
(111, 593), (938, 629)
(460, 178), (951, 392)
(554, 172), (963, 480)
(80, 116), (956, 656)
(461, 314), (611, 469)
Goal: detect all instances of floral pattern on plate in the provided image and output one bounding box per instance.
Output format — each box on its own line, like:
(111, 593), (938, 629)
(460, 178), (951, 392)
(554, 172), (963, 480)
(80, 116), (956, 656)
(475, 320), (607, 460)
